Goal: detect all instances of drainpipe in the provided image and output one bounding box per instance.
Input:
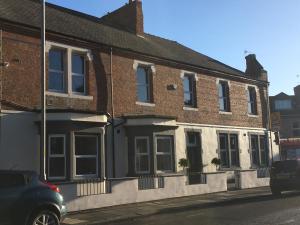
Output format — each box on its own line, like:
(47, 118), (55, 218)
(0, 29), (2, 150)
(110, 47), (116, 178)
(40, 0), (47, 181)
(266, 83), (274, 163)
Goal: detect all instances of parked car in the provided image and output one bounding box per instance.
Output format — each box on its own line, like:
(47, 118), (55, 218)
(270, 160), (300, 195)
(0, 170), (67, 225)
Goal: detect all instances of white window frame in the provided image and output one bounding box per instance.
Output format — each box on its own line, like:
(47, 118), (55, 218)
(46, 41), (92, 96)
(134, 136), (150, 174)
(218, 80), (230, 112)
(48, 48), (66, 93)
(136, 65), (151, 103)
(183, 74), (196, 107)
(218, 133), (240, 168)
(155, 136), (174, 173)
(74, 134), (99, 178)
(48, 134), (66, 180)
(71, 52), (86, 95)
(250, 134), (268, 167)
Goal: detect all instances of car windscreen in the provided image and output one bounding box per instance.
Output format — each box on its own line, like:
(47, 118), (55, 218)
(0, 173), (25, 188)
(272, 160), (299, 173)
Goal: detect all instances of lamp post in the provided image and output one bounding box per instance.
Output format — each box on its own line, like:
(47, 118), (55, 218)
(40, 0), (46, 181)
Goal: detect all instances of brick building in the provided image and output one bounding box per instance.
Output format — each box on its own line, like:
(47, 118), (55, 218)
(270, 85), (300, 159)
(0, 0), (279, 211)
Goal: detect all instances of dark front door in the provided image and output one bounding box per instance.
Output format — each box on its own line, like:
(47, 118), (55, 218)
(186, 132), (202, 184)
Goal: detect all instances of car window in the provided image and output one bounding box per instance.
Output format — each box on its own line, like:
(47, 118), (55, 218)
(0, 173), (25, 188)
(272, 160), (299, 173)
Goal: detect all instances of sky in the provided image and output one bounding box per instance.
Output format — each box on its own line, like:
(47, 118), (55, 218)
(46, 0), (300, 96)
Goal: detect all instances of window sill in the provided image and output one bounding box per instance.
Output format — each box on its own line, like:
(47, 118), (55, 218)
(46, 91), (93, 100)
(136, 101), (155, 107)
(248, 114), (259, 118)
(183, 106), (198, 111)
(219, 111), (232, 115)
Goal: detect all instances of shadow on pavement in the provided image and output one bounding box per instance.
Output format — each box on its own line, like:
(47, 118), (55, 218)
(155, 191), (300, 216)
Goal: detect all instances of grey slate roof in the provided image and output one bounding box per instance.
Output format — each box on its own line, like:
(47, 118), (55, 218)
(0, 0), (245, 77)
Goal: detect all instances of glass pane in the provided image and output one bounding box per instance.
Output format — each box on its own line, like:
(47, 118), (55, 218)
(136, 67), (148, 85)
(75, 135), (98, 155)
(184, 93), (192, 105)
(187, 132), (198, 146)
(72, 75), (85, 93)
(231, 150), (239, 167)
(50, 136), (64, 155)
(49, 49), (64, 71)
(136, 155), (149, 172)
(251, 135), (259, 166)
(137, 85), (149, 102)
(157, 155), (172, 171)
(49, 157), (65, 177)
(259, 136), (266, 150)
(218, 83), (224, 98)
(136, 138), (148, 153)
(293, 122), (300, 128)
(219, 98), (225, 111)
(183, 76), (191, 92)
(76, 158), (97, 175)
(72, 54), (85, 74)
(220, 151), (229, 167)
(248, 102), (253, 114)
(157, 137), (172, 153)
(49, 72), (64, 91)
(219, 134), (227, 149)
(230, 135), (238, 150)
(260, 150), (267, 166)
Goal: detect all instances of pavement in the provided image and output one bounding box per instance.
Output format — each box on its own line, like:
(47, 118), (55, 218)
(62, 186), (272, 225)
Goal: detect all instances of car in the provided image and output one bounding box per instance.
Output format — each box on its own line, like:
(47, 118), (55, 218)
(270, 160), (300, 195)
(0, 170), (67, 225)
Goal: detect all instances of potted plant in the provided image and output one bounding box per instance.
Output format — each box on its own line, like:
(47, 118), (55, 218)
(211, 157), (221, 170)
(178, 158), (188, 175)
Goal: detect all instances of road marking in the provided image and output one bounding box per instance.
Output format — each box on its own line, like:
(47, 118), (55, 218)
(62, 218), (88, 225)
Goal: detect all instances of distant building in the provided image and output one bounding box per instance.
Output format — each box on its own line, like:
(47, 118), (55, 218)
(270, 85), (300, 159)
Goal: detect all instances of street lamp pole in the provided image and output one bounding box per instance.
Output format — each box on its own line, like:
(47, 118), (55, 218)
(40, 0), (46, 181)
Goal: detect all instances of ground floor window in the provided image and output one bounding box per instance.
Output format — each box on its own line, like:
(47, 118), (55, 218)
(218, 133), (240, 168)
(135, 137), (150, 174)
(74, 134), (99, 177)
(156, 136), (173, 173)
(250, 134), (268, 167)
(48, 135), (66, 180)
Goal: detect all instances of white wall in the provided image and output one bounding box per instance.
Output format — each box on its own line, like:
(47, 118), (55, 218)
(0, 111), (39, 172)
(59, 172), (227, 212)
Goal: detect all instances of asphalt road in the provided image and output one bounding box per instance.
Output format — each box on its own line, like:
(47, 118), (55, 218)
(107, 192), (300, 225)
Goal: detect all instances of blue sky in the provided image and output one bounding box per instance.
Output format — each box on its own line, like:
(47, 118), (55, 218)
(46, 0), (300, 96)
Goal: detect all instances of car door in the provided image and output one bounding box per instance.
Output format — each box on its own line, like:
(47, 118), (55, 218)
(0, 173), (26, 225)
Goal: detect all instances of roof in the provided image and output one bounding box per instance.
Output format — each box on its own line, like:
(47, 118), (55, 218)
(0, 0), (245, 77)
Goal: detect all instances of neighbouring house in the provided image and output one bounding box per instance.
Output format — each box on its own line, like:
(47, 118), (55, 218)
(270, 85), (300, 159)
(0, 0), (279, 211)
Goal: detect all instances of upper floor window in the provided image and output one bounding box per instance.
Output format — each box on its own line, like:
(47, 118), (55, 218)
(274, 100), (292, 110)
(218, 81), (230, 112)
(49, 49), (65, 92)
(47, 42), (90, 96)
(183, 74), (196, 107)
(136, 66), (151, 102)
(247, 87), (257, 114)
(72, 53), (85, 94)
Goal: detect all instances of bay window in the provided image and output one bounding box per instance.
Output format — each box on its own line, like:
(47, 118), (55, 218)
(156, 136), (173, 172)
(135, 137), (150, 174)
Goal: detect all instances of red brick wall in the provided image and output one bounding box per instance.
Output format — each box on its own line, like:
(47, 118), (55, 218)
(111, 53), (268, 128)
(1, 29), (109, 113)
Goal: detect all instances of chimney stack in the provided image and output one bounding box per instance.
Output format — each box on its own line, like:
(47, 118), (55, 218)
(245, 54), (268, 81)
(99, 0), (144, 36)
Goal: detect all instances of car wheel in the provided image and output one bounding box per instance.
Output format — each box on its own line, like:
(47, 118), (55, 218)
(28, 210), (59, 225)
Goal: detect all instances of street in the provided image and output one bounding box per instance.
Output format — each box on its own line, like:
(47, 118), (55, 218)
(107, 192), (300, 225)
